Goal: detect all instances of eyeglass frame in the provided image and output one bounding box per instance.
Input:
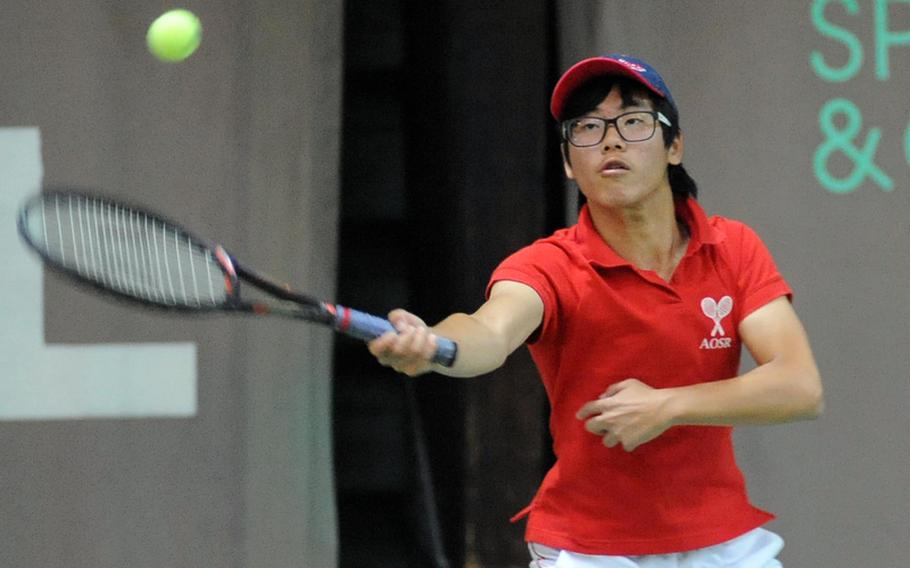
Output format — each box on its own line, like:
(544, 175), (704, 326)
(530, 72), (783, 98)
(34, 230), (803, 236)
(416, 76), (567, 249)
(561, 110), (673, 147)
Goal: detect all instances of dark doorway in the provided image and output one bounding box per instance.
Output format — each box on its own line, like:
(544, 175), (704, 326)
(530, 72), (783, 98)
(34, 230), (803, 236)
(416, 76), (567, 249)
(333, 2), (561, 566)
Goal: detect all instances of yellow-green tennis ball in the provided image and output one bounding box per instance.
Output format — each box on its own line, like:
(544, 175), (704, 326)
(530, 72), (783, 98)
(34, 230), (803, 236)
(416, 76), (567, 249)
(146, 9), (202, 63)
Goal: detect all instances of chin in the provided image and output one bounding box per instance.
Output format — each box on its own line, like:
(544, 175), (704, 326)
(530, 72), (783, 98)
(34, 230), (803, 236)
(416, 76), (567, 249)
(586, 182), (666, 211)
(587, 188), (647, 209)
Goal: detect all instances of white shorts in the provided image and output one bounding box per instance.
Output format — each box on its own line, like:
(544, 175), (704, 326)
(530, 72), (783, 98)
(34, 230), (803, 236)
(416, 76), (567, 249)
(528, 528), (784, 568)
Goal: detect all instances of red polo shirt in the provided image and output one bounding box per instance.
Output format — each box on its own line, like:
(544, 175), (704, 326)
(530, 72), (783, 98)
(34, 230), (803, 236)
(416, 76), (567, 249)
(487, 197), (791, 555)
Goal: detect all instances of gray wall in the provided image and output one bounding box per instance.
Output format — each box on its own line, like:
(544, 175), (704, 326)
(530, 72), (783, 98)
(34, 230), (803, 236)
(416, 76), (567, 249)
(4, 2), (908, 566)
(558, 1), (909, 566)
(0, 2), (341, 567)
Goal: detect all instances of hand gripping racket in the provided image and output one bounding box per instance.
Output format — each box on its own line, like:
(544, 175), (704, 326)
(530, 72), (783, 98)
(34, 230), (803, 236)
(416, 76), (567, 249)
(17, 189), (457, 367)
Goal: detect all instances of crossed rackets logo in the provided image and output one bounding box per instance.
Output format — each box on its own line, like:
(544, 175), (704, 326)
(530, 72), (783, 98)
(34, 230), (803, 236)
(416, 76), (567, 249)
(700, 296), (733, 337)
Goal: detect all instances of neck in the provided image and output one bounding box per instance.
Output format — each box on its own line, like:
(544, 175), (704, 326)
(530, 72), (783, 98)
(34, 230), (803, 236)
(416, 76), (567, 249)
(587, 188), (688, 281)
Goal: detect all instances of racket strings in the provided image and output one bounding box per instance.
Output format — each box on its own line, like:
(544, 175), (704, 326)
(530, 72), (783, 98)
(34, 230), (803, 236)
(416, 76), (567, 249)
(29, 194), (227, 308)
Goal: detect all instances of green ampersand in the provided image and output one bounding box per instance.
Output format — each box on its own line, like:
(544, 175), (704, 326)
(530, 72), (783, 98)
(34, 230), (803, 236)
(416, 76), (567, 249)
(813, 98), (893, 194)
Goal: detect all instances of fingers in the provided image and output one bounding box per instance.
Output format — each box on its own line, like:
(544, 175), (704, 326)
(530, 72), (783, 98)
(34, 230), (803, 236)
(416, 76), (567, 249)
(582, 412), (655, 453)
(592, 423), (637, 451)
(575, 399), (607, 420)
(578, 402), (613, 440)
(601, 378), (640, 398)
(576, 384), (645, 452)
(367, 314), (438, 377)
(388, 309), (427, 330)
(585, 421), (625, 450)
(601, 429), (620, 449)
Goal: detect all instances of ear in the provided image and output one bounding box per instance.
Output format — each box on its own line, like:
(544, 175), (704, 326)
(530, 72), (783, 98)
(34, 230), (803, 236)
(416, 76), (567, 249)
(562, 145), (576, 180)
(668, 130), (684, 166)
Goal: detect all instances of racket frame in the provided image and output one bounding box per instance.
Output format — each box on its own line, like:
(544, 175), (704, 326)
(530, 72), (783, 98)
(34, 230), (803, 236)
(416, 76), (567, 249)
(17, 188), (456, 366)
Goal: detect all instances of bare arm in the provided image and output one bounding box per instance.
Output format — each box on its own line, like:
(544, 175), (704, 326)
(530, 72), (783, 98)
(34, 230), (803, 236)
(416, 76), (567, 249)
(664, 296), (824, 424)
(367, 280), (544, 377)
(577, 296), (824, 451)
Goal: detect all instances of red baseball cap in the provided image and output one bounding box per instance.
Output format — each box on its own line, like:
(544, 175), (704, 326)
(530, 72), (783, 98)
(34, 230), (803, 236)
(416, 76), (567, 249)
(550, 54), (677, 121)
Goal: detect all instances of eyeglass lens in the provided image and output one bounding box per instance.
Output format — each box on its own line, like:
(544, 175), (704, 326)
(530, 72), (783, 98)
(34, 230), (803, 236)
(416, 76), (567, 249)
(567, 112), (657, 146)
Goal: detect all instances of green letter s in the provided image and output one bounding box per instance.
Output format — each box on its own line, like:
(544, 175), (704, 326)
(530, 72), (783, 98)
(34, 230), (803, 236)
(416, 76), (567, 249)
(810, 0), (864, 82)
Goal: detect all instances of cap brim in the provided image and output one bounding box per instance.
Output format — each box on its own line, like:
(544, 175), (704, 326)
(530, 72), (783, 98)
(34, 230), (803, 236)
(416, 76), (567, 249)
(550, 57), (668, 120)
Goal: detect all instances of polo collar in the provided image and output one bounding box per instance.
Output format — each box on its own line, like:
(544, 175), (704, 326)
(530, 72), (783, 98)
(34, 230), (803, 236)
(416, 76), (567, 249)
(575, 197), (723, 268)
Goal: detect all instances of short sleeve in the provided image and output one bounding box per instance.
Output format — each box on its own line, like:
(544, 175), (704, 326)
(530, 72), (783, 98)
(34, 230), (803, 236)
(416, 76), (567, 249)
(722, 220), (793, 319)
(486, 241), (576, 344)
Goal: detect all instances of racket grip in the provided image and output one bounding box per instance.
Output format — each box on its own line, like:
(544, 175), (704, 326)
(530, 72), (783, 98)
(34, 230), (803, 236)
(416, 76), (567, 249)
(334, 306), (457, 368)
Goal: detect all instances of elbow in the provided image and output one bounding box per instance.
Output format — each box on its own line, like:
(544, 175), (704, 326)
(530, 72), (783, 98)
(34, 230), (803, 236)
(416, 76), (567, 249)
(798, 369), (825, 420)
(810, 387), (825, 418)
(489, 338), (512, 372)
(804, 391), (824, 420)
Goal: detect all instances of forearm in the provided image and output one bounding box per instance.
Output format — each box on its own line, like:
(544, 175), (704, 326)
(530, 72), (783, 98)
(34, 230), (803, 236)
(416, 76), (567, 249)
(369, 281), (542, 378)
(664, 359), (824, 426)
(430, 313), (512, 378)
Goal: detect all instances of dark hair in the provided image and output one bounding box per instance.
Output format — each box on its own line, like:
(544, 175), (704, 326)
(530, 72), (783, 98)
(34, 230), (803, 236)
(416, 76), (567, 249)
(558, 76), (698, 199)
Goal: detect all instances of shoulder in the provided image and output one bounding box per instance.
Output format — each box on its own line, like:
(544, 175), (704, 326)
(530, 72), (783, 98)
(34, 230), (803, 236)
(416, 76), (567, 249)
(708, 215), (765, 245)
(497, 226), (583, 270)
(679, 198), (770, 255)
(704, 214), (791, 311)
(705, 215), (776, 266)
(487, 225), (586, 304)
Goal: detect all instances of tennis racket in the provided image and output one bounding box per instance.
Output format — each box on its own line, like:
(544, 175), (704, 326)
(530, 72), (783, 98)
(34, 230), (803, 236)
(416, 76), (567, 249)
(16, 189), (457, 367)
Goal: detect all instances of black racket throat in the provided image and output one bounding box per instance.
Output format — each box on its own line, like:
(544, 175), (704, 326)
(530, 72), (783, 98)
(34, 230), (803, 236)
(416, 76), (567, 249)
(221, 255), (335, 324)
(234, 264), (321, 307)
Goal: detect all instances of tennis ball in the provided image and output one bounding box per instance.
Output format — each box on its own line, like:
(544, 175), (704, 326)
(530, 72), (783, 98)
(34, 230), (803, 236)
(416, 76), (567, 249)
(146, 9), (202, 63)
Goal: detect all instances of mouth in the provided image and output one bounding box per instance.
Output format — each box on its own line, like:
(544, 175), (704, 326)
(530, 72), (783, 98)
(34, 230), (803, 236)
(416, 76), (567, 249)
(600, 159), (630, 175)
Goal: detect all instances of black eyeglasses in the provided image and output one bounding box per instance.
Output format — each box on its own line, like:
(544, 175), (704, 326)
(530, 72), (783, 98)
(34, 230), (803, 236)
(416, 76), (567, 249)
(562, 111), (672, 147)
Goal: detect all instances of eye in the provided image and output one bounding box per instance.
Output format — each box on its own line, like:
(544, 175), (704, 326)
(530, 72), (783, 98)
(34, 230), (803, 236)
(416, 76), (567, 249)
(572, 119), (602, 132)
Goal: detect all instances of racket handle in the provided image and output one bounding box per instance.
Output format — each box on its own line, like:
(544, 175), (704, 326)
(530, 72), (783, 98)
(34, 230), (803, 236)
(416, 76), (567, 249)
(333, 306), (457, 367)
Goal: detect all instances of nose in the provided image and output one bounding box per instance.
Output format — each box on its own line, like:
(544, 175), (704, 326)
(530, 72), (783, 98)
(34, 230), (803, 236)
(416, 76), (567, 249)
(601, 122), (625, 150)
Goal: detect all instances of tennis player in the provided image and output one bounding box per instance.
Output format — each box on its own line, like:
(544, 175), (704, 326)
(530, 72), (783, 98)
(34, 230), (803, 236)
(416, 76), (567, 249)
(368, 54), (823, 567)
